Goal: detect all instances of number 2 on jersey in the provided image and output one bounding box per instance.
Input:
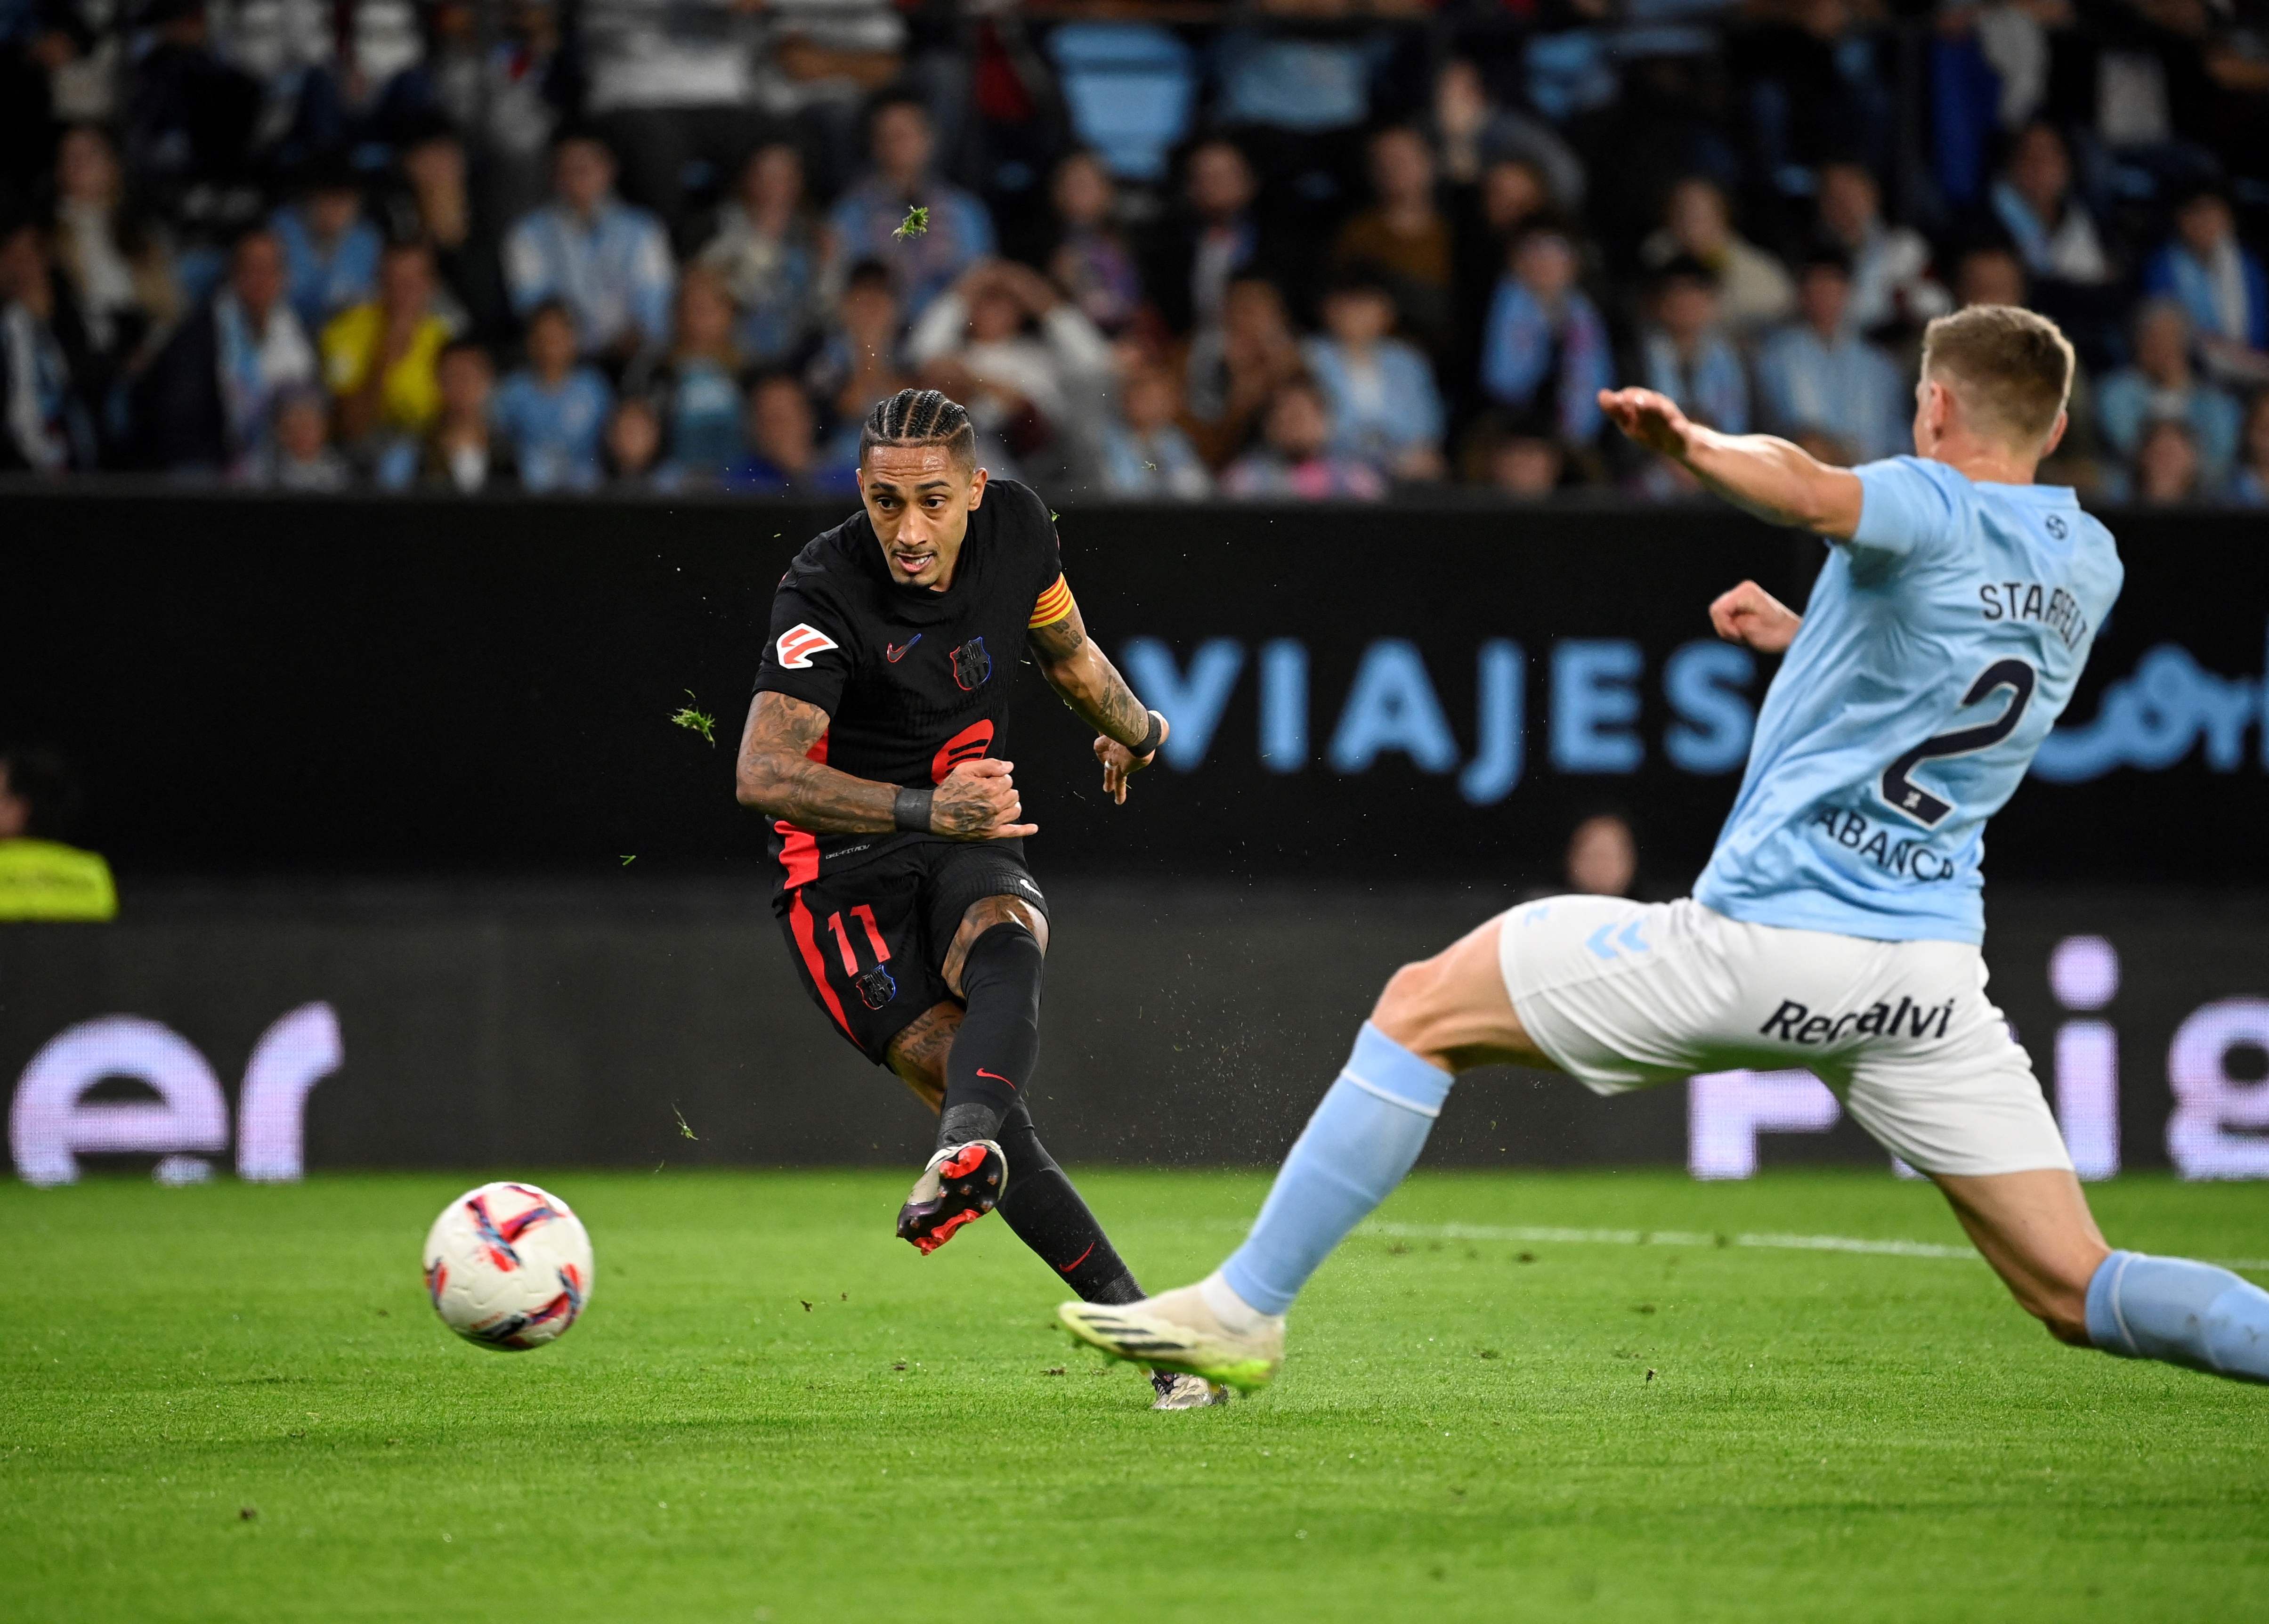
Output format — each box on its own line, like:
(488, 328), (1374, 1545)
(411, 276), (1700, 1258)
(1877, 658), (2037, 828)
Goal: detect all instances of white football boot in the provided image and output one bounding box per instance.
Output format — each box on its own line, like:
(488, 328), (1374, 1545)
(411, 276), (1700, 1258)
(1060, 1281), (1285, 1393)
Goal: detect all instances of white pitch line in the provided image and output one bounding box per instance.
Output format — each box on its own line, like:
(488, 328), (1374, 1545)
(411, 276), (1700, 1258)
(1362, 1220), (2269, 1272)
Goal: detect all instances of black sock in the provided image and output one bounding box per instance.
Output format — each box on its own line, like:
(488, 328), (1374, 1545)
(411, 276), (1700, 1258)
(937, 922), (1044, 1151)
(994, 1100), (1144, 1306)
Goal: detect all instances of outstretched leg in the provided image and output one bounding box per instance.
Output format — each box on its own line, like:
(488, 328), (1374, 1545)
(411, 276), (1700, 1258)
(1060, 914), (1551, 1390)
(1937, 1169), (2269, 1381)
(1219, 916), (1551, 1315)
(887, 913), (1224, 1409)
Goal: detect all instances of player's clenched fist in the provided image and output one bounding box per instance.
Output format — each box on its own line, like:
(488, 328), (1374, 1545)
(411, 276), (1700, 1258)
(1597, 387), (1695, 458)
(931, 756), (1038, 841)
(1710, 579), (1803, 654)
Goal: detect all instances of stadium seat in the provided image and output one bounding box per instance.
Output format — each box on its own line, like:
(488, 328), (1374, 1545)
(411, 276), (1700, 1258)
(1046, 24), (1196, 183)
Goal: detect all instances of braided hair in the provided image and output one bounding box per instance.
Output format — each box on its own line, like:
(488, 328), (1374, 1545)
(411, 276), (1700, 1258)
(859, 387), (977, 471)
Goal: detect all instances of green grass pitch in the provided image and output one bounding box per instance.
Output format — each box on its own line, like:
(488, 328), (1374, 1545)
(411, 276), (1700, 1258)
(6, 1169), (2269, 1622)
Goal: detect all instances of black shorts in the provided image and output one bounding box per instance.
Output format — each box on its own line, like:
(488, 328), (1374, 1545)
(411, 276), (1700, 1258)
(774, 838), (1048, 1065)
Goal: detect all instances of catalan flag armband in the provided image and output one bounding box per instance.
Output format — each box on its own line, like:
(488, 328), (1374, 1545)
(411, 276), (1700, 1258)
(1028, 574), (1076, 628)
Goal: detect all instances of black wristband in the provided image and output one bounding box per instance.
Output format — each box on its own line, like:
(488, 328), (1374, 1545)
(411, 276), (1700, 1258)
(1132, 709), (1166, 759)
(892, 785), (934, 833)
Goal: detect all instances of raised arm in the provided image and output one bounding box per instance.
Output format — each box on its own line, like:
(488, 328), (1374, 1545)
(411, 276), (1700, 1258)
(735, 691), (1035, 840)
(1598, 387), (1864, 539)
(1027, 598), (1168, 805)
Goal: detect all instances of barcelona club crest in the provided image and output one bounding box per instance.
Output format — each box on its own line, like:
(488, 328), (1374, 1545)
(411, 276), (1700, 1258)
(951, 636), (992, 691)
(856, 966), (898, 1010)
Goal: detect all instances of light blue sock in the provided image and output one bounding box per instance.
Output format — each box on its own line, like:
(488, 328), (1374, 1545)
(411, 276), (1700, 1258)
(2085, 1250), (2269, 1383)
(1219, 1023), (1455, 1316)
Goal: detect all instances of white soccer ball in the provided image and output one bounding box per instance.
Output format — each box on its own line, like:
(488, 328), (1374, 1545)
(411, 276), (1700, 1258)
(421, 1181), (594, 1351)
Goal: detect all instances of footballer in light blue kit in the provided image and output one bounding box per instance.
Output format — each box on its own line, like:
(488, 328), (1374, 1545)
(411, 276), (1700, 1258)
(1064, 305), (2269, 1393)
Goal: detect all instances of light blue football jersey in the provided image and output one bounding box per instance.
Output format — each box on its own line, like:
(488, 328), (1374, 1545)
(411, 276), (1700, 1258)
(1693, 456), (2123, 944)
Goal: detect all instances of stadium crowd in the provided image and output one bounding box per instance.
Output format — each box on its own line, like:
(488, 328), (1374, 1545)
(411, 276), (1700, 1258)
(1, 0), (2266, 502)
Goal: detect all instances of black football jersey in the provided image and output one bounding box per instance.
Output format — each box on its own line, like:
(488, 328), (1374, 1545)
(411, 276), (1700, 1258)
(752, 478), (1069, 895)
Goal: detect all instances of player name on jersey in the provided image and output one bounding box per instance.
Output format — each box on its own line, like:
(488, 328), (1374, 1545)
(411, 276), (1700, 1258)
(1977, 580), (2090, 650)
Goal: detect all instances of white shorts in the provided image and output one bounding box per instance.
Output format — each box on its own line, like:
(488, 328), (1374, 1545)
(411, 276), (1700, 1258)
(1497, 895), (2071, 1178)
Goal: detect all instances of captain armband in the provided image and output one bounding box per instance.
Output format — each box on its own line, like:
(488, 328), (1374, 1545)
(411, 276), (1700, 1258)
(1028, 575), (1076, 628)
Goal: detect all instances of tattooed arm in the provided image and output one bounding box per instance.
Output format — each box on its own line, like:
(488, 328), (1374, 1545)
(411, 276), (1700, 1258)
(735, 692), (1036, 839)
(1028, 600), (1168, 804)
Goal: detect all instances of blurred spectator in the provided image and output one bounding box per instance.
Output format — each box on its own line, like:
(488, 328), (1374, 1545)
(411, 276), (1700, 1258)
(580, 0), (767, 242)
(1486, 428), (1567, 500)
(51, 126), (181, 368)
(1429, 58), (1585, 211)
(1045, 151), (1143, 339)
(1565, 812), (1637, 897)
(1223, 376), (1387, 502)
(407, 337), (514, 493)
(602, 394), (669, 490)
(323, 238), (454, 452)
(723, 370), (856, 496)
(273, 167), (383, 337)
(1450, 156), (1553, 400)
(1149, 138), (1298, 337)
(2143, 188), (2269, 388)
(1301, 267), (1444, 481)
(695, 143), (824, 367)
(395, 128), (505, 339)
(245, 383), (353, 491)
(2096, 297), (2242, 485)
(826, 96), (995, 318)
(1331, 128), (1453, 350)
(1736, 0), (1895, 192)
(2229, 393), (2269, 506)
(1183, 276), (1304, 469)
(1637, 256), (1748, 435)
(749, 0), (905, 189)
(2126, 416), (2207, 503)
(429, 0), (560, 231)
(1989, 123), (2110, 287)
(504, 133), (674, 363)
(806, 257), (908, 459)
(0, 747), (115, 922)
(134, 227), (317, 475)
(0, 219), (100, 474)
(21, 0), (122, 133)
(493, 298), (610, 492)
(907, 259), (1114, 481)
(2097, 300), (2243, 487)
(1952, 238), (2106, 482)
(1755, 249), (1906, 466)
(1098, 359), (1211, 499)
(1641, 178), (1794, 335)
(283, 0), (441, 169)
(1481, 228), (1609, 449)
(1815, 161), (1949, 337)
(1952, 242), (2028, 309)
(124, 0), (262, 212)
(639, 265), (745, 484)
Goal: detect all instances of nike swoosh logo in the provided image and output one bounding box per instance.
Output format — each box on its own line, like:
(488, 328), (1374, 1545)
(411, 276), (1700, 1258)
(1056, 1241), (1095, 1274)
(886, 634), (922, 663)
(976, 1068), (1018, 1090)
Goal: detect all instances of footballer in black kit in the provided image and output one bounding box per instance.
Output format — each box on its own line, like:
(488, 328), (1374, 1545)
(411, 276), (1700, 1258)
(735, 388), (1225, 1408)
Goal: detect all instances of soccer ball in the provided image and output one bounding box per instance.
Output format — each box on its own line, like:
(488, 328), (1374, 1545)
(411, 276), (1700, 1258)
(421, 1181), (594, 1350)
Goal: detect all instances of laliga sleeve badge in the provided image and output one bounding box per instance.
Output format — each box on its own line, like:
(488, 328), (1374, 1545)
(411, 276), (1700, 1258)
(951, 636), (992, 690)
(777, 624), (840, 669)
